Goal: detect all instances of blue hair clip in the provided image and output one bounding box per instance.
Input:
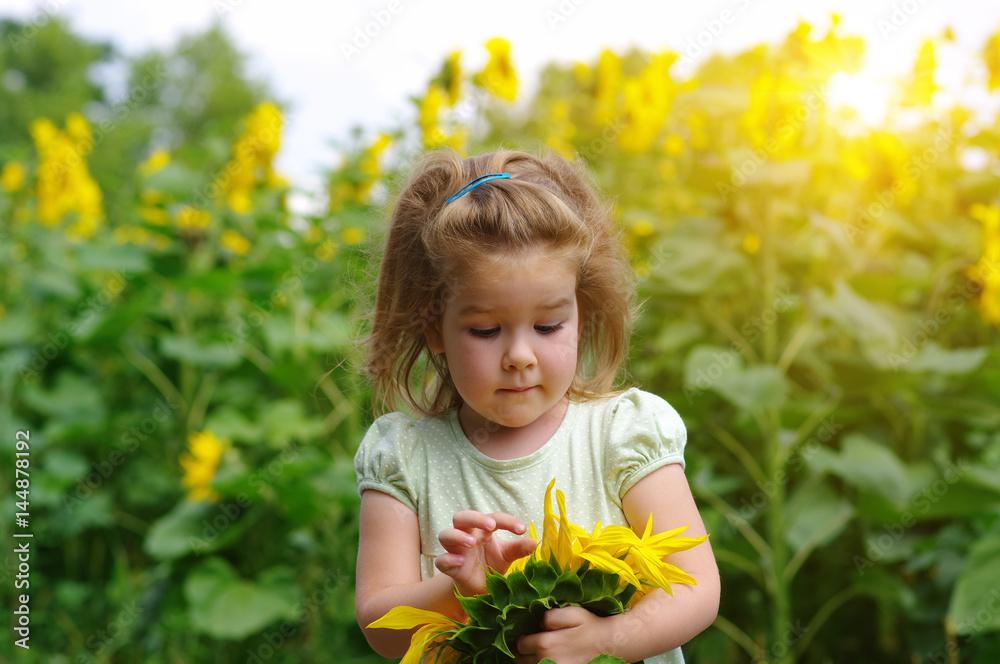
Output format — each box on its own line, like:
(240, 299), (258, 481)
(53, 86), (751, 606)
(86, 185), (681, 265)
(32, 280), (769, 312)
(445, 172), (511, 204)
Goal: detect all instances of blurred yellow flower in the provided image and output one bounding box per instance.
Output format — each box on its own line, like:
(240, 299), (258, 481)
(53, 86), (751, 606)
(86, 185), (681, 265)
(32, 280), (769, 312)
(30, 113), (103, 238)
(1, 161), (25, 192)
(341, 226), (366, 245)
(901, 40), (937, 106)
(141, 206), (170, 225)
(220, 101), (285, 212)
(316, 239), (339, 262)
(545, 100), (577, 159)
(419, 84), (448, 148)
(221, 228), (252, 256)
(969, 203), (1000, 327)
(139, 149), (170, 177)
(592, 49), (621, 124)
(630, 219), (656, 238)
(180, 431), (229, 503)
(985, 28), (1000, 91)
(176, 205), (212, 230)
(477, 38), (517, 102)
(663, 133), (685, 156)
(359, 133), (392, 178)
(619, 53), (676, 153)
(743, 233), (761, 254)
(441, 50), (462, 106)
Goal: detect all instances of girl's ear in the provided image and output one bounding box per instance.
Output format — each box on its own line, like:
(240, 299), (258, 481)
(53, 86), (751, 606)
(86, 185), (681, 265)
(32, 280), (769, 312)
(424, 321), (445, 354)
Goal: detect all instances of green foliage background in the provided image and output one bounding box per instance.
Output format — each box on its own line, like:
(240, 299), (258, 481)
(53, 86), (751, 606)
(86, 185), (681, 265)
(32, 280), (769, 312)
(2, 13), (1000, 664)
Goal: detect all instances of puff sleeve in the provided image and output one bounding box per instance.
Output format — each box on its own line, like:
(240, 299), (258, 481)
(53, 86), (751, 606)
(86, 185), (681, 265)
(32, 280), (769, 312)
(604, 388), (687, 503)
(354, 412), (421, 512)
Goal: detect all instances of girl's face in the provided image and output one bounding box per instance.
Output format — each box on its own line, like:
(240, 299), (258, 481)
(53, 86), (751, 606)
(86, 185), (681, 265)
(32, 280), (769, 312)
(425, 249), (579, 441)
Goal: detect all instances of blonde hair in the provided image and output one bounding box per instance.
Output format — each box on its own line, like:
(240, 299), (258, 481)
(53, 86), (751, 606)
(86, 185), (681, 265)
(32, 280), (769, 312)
(364, 147), (633, 416)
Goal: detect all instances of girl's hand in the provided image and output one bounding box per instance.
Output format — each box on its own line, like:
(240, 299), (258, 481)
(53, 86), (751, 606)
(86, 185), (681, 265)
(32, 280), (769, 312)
(435, 511), (536, 597)
(514, 607), (611, 664)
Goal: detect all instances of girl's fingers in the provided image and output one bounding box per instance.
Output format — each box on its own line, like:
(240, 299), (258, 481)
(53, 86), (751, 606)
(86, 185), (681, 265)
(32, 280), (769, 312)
(438, 528), (476, 551)
(501, 536), (537, 563)
(485, 512), (527, 535)
(434, 552), (466, 573)
(451, 510), (497, 533)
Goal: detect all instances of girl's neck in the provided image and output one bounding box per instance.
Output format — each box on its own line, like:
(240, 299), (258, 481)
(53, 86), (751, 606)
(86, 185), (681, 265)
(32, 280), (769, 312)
(457, 396), (569, 461)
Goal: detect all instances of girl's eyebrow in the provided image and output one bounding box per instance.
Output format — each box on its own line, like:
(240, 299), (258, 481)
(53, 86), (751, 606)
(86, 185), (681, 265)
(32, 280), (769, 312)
(457, 297), (574, 317)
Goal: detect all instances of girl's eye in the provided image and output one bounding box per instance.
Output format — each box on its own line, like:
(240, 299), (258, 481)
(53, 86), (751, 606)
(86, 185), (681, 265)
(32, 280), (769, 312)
(535, 323), (564, 334)
(468, 328), (499, 338)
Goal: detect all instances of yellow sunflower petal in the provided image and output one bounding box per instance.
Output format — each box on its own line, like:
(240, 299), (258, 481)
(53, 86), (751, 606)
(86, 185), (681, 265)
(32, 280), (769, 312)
(366, 605), (452, 631)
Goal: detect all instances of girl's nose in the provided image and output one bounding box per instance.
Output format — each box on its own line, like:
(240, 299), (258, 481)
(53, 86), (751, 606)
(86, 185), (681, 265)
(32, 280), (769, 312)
(502, 333), (536, 370)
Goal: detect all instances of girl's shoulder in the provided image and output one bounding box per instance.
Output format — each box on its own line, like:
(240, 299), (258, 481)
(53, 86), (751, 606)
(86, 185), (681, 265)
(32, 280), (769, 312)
(359, 410), (456, 452)
(580, 387), (685, 428)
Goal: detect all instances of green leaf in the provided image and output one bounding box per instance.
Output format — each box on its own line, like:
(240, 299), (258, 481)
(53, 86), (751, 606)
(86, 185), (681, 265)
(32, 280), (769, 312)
(75, 243), (150, 273)
(202, 405), (261, 444)
(648, 230), (746, 296)
(807, 434), (927, 507)
(452, 625), (496, 650)
(526, 559), (559, 597)
(947, 533), (1000, 635)
(712, 365), (789, 412)
(0, 313), (36, 345)
(785, 480), (853, 551)
(485, 570), (511, 607)
(506, 570), (538, 607)
(160, 334), (242, 367)
(184, 557), (301, 640)
(260, 399), (324, 446)
(551, 570), (584, 603)
(144, 500), (214, 560)
(459, 595), (501, 627)
(900, 342), (988, 375)
(683, 346), (788, 411)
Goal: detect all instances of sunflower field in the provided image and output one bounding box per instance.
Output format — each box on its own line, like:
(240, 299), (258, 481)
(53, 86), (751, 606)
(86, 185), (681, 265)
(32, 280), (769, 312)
(2, 12), (1000, 664)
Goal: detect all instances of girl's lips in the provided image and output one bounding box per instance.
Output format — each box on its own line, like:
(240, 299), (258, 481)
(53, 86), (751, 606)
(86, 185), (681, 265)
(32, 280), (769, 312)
(502, 386), (535, 392)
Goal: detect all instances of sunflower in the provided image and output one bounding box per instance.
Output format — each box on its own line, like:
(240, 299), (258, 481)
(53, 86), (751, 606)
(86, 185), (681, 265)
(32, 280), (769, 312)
(371, 479), (708, 663)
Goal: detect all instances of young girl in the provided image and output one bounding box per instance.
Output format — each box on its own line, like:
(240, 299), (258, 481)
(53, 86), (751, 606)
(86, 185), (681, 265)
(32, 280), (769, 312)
(354, 148), (719, 664)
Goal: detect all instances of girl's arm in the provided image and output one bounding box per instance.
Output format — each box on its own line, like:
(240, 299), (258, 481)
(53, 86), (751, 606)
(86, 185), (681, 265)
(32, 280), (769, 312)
(355, 490), (535, 657)
(515, 463), (720, 664)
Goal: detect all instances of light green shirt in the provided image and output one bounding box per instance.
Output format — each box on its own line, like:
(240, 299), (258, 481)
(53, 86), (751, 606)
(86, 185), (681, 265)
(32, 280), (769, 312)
(355, 387), (688, 664)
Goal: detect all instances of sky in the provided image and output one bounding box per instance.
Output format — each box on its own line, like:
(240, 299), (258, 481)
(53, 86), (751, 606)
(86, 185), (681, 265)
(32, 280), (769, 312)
(5, 0), (1000, 198)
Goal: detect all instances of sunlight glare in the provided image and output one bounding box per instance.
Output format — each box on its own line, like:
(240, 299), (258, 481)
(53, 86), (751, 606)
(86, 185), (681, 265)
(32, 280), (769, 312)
(826, 70), (891, 128)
